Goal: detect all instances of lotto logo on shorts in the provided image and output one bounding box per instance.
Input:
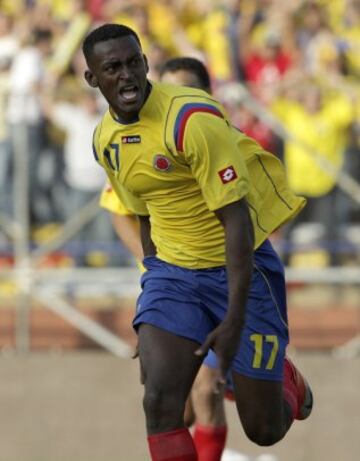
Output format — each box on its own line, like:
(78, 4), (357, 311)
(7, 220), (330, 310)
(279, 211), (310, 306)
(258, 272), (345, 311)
(218, 166), (238, 184)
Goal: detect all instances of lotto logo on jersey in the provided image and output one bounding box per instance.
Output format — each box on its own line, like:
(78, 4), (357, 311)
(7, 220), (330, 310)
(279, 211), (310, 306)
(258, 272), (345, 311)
(153, 154), (171, 172)
(122, 135), (141, 144)
(218, 166), (238, 184)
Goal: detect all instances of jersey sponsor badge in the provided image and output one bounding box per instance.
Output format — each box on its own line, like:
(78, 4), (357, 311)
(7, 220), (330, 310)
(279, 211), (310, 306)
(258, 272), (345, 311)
(122, 135), (141, 144)
(153, 154), (171, 172)
(218, 166), (238, 184)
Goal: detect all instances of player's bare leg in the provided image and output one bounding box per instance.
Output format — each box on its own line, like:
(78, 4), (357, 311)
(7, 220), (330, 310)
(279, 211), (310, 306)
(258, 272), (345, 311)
(192, 366), (226, 427)
(191, 365), (227, 461)
(231, 359), (313, 446)
(138, 324), (203, 460)
(183, 396), (195, 428)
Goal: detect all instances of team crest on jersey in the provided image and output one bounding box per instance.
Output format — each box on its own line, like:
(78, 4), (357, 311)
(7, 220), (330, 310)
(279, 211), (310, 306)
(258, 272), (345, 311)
(122, 135), (141, 144)
(218, 166), (238, 184)
(153, 154), (171, 172)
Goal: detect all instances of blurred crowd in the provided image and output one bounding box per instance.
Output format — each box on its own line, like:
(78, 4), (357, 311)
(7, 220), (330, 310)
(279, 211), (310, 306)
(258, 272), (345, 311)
(0, 0), (359, 268)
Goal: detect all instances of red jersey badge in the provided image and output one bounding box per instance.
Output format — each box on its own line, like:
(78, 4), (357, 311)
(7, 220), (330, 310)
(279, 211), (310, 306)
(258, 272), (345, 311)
(218, 166), (238, 184)
(153, 154), (171, 172)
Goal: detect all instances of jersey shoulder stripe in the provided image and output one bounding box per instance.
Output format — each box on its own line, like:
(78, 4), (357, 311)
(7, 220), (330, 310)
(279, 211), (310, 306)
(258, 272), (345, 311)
(174, 102), (224, 152)
(92, 119), (105, 164)
(92, 129), (99, 162)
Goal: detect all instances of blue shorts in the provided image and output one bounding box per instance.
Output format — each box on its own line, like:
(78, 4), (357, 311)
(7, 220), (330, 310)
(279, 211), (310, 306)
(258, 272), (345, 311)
(133, 239), (289, 381)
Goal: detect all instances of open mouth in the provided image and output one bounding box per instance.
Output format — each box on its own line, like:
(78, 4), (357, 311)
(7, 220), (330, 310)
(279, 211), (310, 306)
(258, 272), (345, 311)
(119, 84), (139, 103)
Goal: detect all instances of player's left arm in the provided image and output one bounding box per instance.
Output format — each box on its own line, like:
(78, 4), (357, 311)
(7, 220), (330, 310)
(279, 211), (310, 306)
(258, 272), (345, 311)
(215, 198), (254, 370)
(180, 107), (253, 387)
(196, 198), (254, 387)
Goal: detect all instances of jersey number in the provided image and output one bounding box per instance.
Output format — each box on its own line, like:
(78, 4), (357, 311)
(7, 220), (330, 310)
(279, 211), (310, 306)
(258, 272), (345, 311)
(250, 334), (279, 370)
(104, 143), (120, 171)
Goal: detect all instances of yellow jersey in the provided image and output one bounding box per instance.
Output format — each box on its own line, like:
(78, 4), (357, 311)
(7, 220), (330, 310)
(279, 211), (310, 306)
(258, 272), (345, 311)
(94, 82), (303, 268)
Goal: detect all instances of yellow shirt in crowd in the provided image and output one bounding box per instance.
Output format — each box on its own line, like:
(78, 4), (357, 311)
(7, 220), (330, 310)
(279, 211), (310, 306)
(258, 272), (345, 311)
(272, 95), (353, 197)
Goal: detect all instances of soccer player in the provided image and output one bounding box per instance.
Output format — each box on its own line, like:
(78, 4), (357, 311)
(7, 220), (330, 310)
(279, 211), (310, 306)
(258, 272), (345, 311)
(83, 24), (313, 461)
(99, 55), (295, 461)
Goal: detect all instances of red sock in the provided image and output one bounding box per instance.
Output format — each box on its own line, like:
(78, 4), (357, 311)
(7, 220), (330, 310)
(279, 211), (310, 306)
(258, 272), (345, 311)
(148, 428), (198, 461)
(193, 424), (227, 461)
(283, 359), (298, 421)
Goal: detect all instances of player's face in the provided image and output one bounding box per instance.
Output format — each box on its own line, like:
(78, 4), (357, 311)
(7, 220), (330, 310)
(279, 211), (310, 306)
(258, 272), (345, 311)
(160, 69), (206, 92)
(85, 36), (149, 122)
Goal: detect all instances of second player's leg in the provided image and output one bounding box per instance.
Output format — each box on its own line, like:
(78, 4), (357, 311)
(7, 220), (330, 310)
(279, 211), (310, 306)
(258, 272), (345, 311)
(191, 364), (226, 427)
(191, 363), (228, 461)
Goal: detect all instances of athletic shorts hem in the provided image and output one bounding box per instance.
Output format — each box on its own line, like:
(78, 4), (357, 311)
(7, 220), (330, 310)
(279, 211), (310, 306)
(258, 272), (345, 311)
(231, 366), (283, 382)
(133, 315), (203, 346)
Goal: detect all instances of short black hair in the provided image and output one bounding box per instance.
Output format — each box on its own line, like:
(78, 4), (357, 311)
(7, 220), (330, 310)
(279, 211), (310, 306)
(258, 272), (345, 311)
(159, 57), (211, 92)
(82, 23), (141, 63)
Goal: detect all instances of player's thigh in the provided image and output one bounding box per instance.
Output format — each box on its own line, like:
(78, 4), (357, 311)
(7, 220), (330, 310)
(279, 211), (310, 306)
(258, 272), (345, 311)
(138, 323), (203, 399)
(232, 372), (283, 429)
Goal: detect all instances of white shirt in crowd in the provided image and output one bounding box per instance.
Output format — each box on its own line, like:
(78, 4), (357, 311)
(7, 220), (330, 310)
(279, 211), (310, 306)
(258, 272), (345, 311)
(7, 47), (45, 124)
(52, 102), (106, 191)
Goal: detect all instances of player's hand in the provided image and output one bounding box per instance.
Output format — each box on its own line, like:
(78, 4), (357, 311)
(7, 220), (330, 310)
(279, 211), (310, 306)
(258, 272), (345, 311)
(195, 319), (242, 393)
(132, 343), (139, 359)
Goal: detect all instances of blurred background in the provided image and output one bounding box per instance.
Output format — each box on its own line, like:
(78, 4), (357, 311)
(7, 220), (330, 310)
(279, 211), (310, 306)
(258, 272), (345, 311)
(0, 1), (359, 460)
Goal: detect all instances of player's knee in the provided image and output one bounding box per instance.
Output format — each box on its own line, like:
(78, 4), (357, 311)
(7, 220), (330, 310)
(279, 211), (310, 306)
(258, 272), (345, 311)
(242, 421), (284, 447)
(143, 387), (183, 432)
(143, 388), (174, 416)
(183, 398), (195, 428)
(192, 373), (215, 402)
(192, 375), (225, 426)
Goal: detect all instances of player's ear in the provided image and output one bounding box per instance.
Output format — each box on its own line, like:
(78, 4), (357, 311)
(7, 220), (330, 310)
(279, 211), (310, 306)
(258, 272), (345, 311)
(143, 54), (149, 74)
(84, 69), (98, 88)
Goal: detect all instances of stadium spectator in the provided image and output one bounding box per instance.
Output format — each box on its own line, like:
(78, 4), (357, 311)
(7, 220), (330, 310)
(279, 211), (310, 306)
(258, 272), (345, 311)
(42, 86), (112, 265)
(6, 27), (53, 224)
(272, 80), (355, 264)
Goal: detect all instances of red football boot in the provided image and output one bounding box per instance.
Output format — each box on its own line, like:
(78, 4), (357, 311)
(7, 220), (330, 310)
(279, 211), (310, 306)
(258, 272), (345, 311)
(284, 357), (313, 420)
